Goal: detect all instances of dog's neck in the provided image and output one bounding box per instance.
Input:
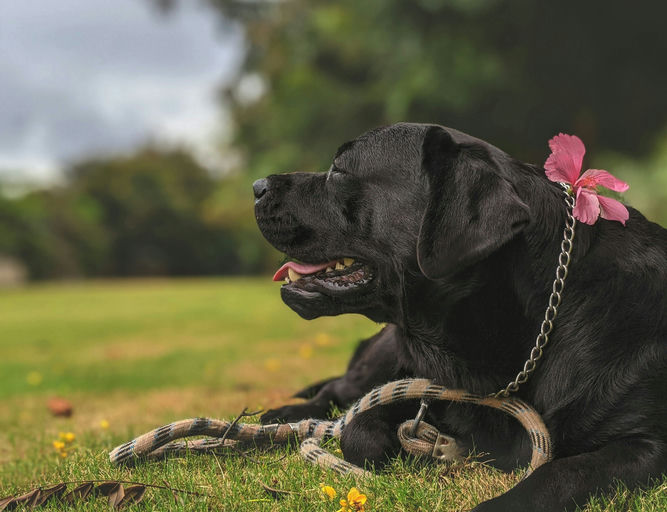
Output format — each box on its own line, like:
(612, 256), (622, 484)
(398, 253), (532, 393)
(510, 164), (594, 307)
(397, 168), (593, 394)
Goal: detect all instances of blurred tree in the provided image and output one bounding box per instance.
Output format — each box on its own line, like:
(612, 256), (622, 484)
(5, 0), (667, 280)
(172, 0), (667, 173)
(66, 148), (245, 276)
(0, 192), (54, 279)
(0, 188), (104, 279)
(0, 148), (274, 280)
(203, 174), (283, 274)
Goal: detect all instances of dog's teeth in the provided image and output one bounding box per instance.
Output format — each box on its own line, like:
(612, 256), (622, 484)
(326, 267), (334, 272)
(335, 262), (345, 270)
(288, 268), (302, 282)
(343, 258), (354, 266)
(284, 277), (290, 283)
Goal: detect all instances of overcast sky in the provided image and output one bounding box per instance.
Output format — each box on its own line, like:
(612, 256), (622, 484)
(0, 0), (243, 183)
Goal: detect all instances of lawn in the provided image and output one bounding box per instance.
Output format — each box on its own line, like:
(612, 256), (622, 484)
(0, 278), (664, 510)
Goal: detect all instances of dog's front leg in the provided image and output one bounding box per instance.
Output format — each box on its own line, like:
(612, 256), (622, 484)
(340, 401), (421, 470)
(472, 437), (665, 512)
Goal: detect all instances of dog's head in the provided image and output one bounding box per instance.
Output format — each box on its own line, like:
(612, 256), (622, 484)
(254, 123), (531, 321)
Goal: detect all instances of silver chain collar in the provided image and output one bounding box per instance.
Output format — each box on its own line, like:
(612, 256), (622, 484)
(411, 183), (577, 437)
(495, 185), (577, 397)
(410, 186), (577, 434)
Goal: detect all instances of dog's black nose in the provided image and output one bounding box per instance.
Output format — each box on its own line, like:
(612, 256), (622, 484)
(253, 178), (268, 200)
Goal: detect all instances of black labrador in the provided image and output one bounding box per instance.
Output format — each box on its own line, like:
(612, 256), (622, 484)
(253, 123), (666, 512)
(260, 324), (408, 424)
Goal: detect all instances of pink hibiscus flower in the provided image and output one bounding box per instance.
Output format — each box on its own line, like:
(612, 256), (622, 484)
(544, 134), (629, 225)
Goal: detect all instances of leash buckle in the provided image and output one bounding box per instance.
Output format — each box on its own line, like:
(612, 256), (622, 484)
(410, 399), (430, 437)
(432, 433), (461, 461)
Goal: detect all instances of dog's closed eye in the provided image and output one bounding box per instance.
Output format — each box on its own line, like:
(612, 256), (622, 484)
(327, 165), (346, 181)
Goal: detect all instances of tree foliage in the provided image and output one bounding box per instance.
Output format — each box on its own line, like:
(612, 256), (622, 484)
(1, 148), (259, 279)
(4, 1), (667, 280)
(212, 0), (667, 176)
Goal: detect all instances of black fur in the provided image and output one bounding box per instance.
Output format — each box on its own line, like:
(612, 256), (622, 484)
(260, 325), (409, 424)
(254, 123), (667, 511)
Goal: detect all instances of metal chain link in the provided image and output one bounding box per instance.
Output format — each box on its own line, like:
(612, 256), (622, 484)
(495, 185), (577, 397)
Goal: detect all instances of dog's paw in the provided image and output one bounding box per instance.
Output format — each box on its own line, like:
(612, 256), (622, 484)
(260, 403), (330, 424)
(340, 409), (403, 470)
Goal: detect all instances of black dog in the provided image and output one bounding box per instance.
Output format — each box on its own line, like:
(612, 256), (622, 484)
(253, 123), (666, 511)
(260, 324), (408, 424)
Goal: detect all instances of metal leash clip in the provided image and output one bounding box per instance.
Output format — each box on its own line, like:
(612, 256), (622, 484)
(410, 398), (430, 437)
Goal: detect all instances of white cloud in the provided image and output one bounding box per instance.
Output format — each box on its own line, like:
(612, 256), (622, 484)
(0, 0), (244, 183)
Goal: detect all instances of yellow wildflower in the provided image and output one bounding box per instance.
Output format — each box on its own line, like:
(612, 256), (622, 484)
(263, 358), (281, 372)
(60, 431), (76, 443)
(314, 333), (332, 346)
(319, 483), (337, 501)
(52, 439), (70, 458)
(298, 344), (313, 359)
(53, 432), (75, 457)
(100, 419), (110, 430)
(337, 487), (367, 512)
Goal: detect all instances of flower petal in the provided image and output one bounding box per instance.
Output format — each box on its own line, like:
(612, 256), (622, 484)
(598, 195), (629, 225)
(573, 188), (600, 225)
(545, 134), (585, 184)
(320, 484), (337, 500)
(576, 169), (629, 192)
(545, 151), (578, 184)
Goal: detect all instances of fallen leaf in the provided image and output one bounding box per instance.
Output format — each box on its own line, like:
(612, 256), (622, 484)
(62, 482), (94, 504)
(117, 485), (147, 509)
(94, 483), (126, 509)
(25, 489), (42, 508)
(93, 482), (116, 496)
(0, 479), (204, 510)
(107, 484), (125, 509)
(31, 483), (67, 506)
(0, 488), (40, 510)
(163, 479), (179, 505)
(0, 497), (13, 511)
(47, 397), (73, 417)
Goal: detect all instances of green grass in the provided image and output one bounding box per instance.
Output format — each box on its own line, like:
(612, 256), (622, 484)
(0, 278), (664, 510)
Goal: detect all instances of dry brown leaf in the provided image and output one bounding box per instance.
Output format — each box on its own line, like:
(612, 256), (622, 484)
(117, 485), (147, 509)
(62, 482), (94, 504)
(94, 481), (119, 497)
(31, 484), (67, 507)
(104, 483), (125, 508)
(1, 479), (204, 510)
(163, 479), (180, 505)
(26, 490), (43, 508)
(46, 397), (73, 417)
(0, 488), (40, 510)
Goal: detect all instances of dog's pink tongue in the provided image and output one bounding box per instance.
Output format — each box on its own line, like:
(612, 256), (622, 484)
(273, 260), (337, 281)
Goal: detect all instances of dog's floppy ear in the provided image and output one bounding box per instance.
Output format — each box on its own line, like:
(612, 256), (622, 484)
(417, 126), (530, 279)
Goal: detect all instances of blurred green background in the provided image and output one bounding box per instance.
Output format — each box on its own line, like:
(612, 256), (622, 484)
(1, 3), (666, 506)
(1, 0), (666, 284)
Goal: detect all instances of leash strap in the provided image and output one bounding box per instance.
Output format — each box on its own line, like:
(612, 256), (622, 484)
(110, 378), (552, 477)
